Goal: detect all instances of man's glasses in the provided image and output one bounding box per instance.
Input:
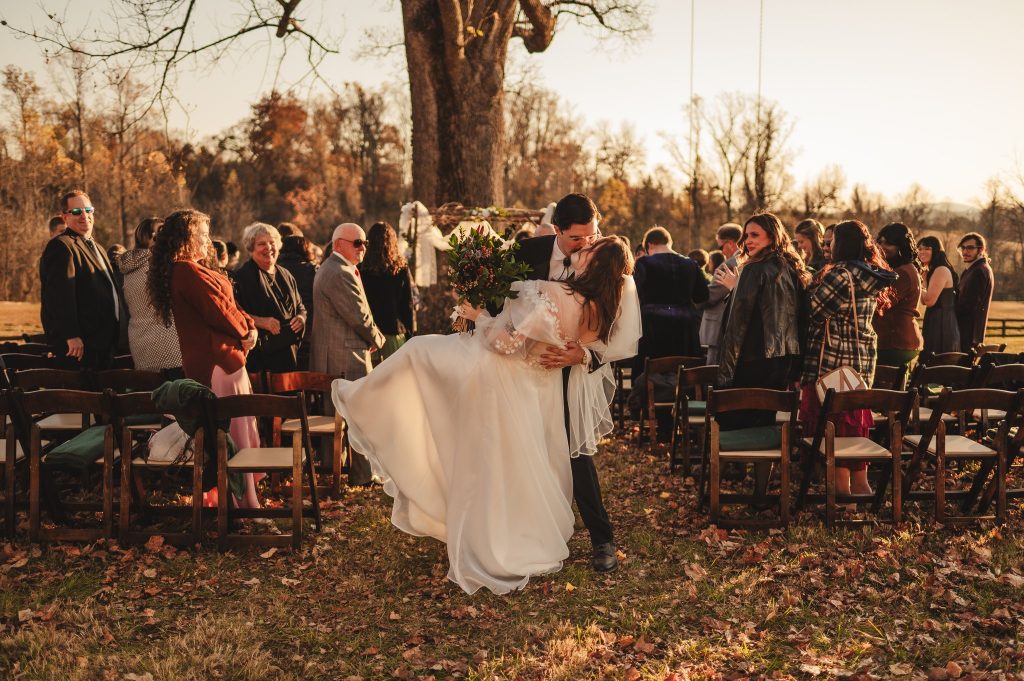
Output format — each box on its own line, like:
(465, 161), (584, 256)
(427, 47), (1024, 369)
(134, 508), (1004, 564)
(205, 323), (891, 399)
(64, 207), (95, 216)
(338, 237), (366, 248)
(958, 244), (979, 251)
(566, 231), (601, 243)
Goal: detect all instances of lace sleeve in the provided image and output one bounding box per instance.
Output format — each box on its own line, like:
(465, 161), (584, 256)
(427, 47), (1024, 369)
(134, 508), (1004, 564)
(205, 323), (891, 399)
(473, 281), (562, 357)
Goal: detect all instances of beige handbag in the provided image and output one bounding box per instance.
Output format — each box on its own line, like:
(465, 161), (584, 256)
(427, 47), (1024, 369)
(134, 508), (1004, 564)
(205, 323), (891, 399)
(815, 268), (868, 402)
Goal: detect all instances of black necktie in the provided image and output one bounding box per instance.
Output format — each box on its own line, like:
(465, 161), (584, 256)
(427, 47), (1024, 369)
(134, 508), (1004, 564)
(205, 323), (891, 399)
(561, 256), (572, 280)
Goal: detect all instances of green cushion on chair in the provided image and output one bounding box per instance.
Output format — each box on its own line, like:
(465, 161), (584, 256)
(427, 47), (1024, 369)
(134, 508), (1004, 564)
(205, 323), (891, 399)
(686, 400), (707, 416)
(719, 425), (782, 452)
(44, 425), (108, 471)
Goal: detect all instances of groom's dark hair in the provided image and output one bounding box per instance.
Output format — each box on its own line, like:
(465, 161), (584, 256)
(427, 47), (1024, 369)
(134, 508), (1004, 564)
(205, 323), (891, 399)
(552, 193), (601, 231)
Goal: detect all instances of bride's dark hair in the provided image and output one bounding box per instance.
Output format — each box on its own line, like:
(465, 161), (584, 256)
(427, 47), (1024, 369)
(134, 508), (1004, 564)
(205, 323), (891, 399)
(565, 236), (634, 341)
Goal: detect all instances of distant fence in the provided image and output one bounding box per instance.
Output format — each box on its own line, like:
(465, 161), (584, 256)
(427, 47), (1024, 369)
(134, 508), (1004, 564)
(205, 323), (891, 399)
(988, 319), (1024, 337)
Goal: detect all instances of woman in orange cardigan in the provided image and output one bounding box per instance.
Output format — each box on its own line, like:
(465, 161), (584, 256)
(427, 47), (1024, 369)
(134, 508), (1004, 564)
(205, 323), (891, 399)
(148, 208), (263, 509)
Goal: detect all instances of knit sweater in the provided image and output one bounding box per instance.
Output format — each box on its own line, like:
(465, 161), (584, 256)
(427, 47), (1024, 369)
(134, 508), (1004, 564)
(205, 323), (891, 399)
(170, 260), (255, 386)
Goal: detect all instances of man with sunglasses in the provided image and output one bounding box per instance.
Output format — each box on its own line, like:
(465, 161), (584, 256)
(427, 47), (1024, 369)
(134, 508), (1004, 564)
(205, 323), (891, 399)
(955, 231), (994, 353)
(310, 222), (385, 487)
(39, 189), (121, 369)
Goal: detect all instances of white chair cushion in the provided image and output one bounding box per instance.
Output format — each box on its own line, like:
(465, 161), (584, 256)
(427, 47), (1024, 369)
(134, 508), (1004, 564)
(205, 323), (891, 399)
(37, 413), (85, 430)
(971, 408), (1007, 421)
(903, 434), (995, 458)
(228, 447), (297, 470)
(132, 456), (193, 467)
(718, 450), (782, 460)
(827, 437), (890, 459)
(776, 411), (791, 424)
(0, 439), (25, 463)
(281, 415), (336, 433)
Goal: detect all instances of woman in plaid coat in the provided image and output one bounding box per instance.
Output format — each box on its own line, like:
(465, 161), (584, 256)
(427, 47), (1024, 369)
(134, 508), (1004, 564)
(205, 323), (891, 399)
(800, 220), (897, 498)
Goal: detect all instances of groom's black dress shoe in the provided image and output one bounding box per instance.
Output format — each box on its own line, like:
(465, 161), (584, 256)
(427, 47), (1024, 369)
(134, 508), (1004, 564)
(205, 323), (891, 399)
(591, 542), (618, 573)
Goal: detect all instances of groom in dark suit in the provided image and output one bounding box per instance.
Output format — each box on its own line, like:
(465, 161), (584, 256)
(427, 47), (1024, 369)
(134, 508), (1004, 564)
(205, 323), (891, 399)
(513, 193), (618, 572)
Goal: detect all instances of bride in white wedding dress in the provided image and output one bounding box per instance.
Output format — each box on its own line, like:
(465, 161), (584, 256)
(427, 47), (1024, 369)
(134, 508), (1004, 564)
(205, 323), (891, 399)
(331, 236), (640, 595)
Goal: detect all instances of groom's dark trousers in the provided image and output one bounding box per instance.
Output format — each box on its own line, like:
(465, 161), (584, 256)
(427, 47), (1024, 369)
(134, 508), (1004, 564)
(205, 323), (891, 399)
(509, 234), (614, 547)
(562, 350), (613, 547)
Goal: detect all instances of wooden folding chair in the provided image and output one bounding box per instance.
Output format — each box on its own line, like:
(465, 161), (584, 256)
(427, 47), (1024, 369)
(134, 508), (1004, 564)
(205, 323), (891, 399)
(612, 360), (633, 431)
(0, 353), (55, 374)
(9, 368), (92, 437)
(919, 351), (971, 367)
(639, 356), (705, 454)
(706, 388), (798, 528)
(872, 364), (906, 390)
(267, 371), (347, 498)
(210, 393), (321, 551)
(798, 388), (917, 528)
(14, 389), (115, 543)
(971, 342), (1007, 365)
(669, 364), (718, 476)
(905, 363), (977, 433)
(1, 390), (26, 539)
(903, 388), (1023, 524)
(6, 343), (54, 357)
(112, 391), (204, 547)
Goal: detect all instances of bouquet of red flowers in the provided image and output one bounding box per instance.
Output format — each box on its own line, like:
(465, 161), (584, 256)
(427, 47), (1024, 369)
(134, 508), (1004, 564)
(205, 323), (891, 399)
(447, 225), (531, 331)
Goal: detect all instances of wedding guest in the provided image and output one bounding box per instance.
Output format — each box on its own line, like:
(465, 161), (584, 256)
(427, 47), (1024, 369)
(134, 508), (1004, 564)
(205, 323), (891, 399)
(955, 232), (994, 353)
(277, 222), (302, 239)
(226, 241), (241, 271)
(40, 189), (121, 369)
(917, 236), (960, 354)
(800, 221), (896, 499)
(714, 213), (808, 501)
(212, 239), (230, 270)
(714, 213), (807, 423)
(47, 215), (66, 239)
(116, 217), (184, 374)
(823, 224), (835, 262)
(309, 222), (385, 487)
(794, 218), (827, 271)
(715, 222), (742, 259)
(633, 226), (709, 372)
(233, 222), (307, 372)
(700, 223), (744, 363)
(513, 225), (536, 243)
(708, 250), (725, 276)
(148, 208), (262, 509)
(873, 223), (923, 382)
(278, 235), (319, 329)
(687, 248), (711, 282)
(360, 222), (415, 361)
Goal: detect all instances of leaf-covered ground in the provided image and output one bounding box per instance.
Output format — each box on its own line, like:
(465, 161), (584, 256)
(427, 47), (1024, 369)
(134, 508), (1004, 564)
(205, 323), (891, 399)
(2, 435), (1024, 680)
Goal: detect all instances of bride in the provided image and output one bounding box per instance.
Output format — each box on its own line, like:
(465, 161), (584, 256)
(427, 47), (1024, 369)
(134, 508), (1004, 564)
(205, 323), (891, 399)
(331, 236), (639, 594)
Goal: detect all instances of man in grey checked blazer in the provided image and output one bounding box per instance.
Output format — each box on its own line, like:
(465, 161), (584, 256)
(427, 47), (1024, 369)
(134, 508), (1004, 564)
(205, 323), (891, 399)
(310, 222), (385, 485)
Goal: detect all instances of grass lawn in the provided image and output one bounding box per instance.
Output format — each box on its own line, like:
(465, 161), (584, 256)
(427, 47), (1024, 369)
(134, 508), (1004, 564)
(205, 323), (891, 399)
(2, 435), (1024, 680)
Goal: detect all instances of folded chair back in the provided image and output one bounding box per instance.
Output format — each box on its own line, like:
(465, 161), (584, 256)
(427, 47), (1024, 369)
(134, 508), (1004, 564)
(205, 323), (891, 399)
(11, 368), (89, 391)
(91, 369), (166, 393)
(871, 365), (905, 390)
(0, 354), (55, 372)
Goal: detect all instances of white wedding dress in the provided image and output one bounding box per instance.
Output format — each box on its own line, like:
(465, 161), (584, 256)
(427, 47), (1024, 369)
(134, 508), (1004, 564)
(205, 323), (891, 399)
(331, 279), (636, 594)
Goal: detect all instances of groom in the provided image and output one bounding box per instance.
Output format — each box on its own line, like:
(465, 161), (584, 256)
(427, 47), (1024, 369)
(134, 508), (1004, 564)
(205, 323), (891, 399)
(514, 193), (618, 573)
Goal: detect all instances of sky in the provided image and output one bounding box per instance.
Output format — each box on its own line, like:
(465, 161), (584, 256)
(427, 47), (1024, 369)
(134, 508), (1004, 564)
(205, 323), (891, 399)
(1, 0), (1022, 206)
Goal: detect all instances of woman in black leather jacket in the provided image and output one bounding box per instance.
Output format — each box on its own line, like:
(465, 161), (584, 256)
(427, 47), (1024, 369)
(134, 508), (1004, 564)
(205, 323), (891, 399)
(714, 212), (809, 425)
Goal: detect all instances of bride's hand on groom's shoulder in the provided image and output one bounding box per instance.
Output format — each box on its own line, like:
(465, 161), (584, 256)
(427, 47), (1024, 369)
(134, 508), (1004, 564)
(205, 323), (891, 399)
(540, 341), (586, 369)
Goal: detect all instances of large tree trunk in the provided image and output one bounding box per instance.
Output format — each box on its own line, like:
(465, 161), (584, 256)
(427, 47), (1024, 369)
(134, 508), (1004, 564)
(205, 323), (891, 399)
(402, 0), (514, 207)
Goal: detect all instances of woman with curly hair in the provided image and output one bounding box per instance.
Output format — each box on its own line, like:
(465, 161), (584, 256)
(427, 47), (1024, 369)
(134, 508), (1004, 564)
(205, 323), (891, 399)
(873, 223), (924, 379)
(148, 208), (263, 510)
(359, 222), (415, 361)
(800, 220), (897, 500)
